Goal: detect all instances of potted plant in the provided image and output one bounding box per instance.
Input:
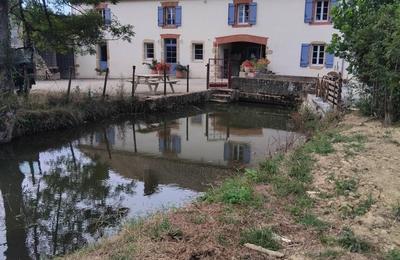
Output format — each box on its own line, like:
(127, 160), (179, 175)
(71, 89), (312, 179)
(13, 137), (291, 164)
(255, 58), (271, 74)
(176, 64), (188, 78)
(143, 59), (158, 74)
(241, 60), (254, 73)
(155, 62), (170, 74)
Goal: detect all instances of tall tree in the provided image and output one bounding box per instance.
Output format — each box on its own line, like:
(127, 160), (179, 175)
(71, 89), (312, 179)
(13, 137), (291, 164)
(0, 0), (13, 91)
(330, 0), (400, 125)
(0, 0), (134, 91)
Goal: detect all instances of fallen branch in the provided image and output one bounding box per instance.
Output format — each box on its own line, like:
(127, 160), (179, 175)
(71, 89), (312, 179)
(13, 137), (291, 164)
(272, 233), (292, 243)
(244, 243), (284, 258)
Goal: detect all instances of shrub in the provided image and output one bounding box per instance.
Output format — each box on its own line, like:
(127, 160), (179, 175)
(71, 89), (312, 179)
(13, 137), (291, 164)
(240, 228), (281, 251)
(338, 228), (371, 253)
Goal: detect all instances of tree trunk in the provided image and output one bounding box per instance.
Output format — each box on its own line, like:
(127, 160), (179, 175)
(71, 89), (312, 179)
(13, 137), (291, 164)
(384, 86), (393, 126)
(0, 0), (13, 92)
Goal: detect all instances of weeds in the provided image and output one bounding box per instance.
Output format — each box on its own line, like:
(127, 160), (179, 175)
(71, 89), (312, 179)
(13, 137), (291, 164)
(338, 227), (371, 253)
(385, 249), (400, 260)
(335, 178), (358, 196)
(298, 213), (328, 231)
(316, 249), (344, 259)
(149, 217), (182, 241)
(203, 178), (259, 205)
(393, 201), (400, 221)
(240, 227), (281, 251)
(353, 194), (375, 216)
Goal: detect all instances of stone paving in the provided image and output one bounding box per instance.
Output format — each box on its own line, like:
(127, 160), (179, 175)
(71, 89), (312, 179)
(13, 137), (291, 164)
(32, 78), (209, 96)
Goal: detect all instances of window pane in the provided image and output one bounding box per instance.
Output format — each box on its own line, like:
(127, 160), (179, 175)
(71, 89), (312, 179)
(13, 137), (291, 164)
(194, 44), (203, 60)
(145, 43), (154, 59)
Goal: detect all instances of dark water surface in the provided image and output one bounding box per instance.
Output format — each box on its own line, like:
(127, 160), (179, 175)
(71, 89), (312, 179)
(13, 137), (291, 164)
(0, 103), (300, 259)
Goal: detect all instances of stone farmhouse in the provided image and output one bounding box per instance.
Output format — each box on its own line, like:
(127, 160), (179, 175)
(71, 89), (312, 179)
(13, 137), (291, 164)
(75, 0), (347, 79)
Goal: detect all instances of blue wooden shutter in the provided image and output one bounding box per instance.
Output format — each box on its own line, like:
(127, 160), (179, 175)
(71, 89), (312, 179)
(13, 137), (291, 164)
(158, 6), (164, 27)
(300, 43), (310, 67)
(243, 144), (251, 164)
(176, 6), (182, 26)
(329, 0), (338, 21)
(304, 0), (313, 23)
(104, 8), (111, 25)
(325, 53), (334, 68)
(228, 3), (235, 25)
(249, 3), (257, 25)
(224, 142), (230, 161)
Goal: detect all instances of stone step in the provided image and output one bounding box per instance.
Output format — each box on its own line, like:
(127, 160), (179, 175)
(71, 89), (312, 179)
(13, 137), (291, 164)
(209, 98), (230, 103)
(212, 94), (232, 98)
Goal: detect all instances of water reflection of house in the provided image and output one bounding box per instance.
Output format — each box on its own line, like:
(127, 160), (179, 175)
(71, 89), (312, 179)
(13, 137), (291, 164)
(224, 141), (251, 164)
(95, 127), (116, 145)
(157, 127), (182, 156)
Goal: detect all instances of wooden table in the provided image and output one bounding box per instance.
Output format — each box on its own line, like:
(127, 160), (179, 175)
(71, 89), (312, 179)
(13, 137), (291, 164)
(130, 74), (177, 93)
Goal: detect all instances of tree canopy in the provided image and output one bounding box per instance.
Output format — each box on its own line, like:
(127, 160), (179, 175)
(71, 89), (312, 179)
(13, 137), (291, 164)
(330, 0), (400, 123)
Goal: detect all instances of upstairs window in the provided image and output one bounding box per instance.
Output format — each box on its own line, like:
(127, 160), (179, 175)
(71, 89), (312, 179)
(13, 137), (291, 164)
(228, 2), (257, 26)
(304, 0), (337, 24)
(164, 7), (176, 25)
(158, 5), (182, 28)
(98, 7), (111, 25)
(237, 4), (250, 24)
(315, 0), (329, 21)
(311, 44), (325, 65)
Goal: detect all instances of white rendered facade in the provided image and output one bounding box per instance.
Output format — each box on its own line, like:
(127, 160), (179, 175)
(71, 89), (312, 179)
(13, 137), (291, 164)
(75, 0), (347, 79)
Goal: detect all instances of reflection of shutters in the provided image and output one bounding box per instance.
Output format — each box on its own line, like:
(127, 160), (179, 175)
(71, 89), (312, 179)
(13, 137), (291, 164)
(176, 6), (182, 27)
(95, 132), (102, 143)
(159, 137), (165, 152)
(104, 8), (111, 25)
(228, 4), (235, 25)
(106, 127), (115, 145)
(224, 142), (230, 161)
(304, 0), (313, 23)
(249, 3), (257, 25)
(158, 7), (164, 26)
(325, 53), (334, 69)
(300, 44), (310, 68)
(243, 145), (251, 164)
(172, 135), (181, 154)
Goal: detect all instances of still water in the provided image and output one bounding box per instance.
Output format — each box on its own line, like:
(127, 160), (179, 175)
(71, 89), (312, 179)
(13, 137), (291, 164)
(0, 103), (300, 259)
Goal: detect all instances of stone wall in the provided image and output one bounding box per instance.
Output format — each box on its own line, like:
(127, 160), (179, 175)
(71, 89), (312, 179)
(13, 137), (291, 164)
(231, 76), (318, 105)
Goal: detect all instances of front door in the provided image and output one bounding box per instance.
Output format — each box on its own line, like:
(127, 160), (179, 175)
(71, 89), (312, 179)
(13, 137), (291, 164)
(164, 38), (177, 75)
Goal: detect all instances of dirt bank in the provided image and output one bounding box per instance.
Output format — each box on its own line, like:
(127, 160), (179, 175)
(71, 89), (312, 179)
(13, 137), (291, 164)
(63, 112), (400, 260)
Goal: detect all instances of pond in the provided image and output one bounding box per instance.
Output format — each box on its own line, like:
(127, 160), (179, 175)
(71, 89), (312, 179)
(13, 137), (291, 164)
(0, 103), (301, 259)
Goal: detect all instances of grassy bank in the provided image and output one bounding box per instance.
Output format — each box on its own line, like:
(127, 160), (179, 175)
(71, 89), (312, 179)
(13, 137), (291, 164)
(63, 109), (400, 259)
(0, 90), (209, 143)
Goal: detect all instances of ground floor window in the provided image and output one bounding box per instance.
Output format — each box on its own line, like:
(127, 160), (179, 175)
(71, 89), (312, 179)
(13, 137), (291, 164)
(312, 44), (325, 65)
(98, 43), (108, 71)
(144, 42), (154, 59)
(192, 43), (204, 61)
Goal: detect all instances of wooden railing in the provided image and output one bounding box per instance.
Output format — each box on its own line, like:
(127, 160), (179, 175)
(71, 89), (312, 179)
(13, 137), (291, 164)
(317, 72), (343, 110)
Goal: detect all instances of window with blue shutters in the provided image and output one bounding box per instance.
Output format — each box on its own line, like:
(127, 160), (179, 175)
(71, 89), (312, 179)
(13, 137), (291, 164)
(228, 1), (257, 26)
(99, 8), (111, 25)
(304, 0), (336, 24)
(300, 43), (335, 68)
(158, 4), (182, 28)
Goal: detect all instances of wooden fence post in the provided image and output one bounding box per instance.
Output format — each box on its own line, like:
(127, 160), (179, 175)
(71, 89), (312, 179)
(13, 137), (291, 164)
(131, 65), (136, 98)
(163, 66), (167, 96)
(186, 65), (190, 93)
(102, 68), (109, 99)
(66, 66), (73, 101)
(206, 63), (210, 90)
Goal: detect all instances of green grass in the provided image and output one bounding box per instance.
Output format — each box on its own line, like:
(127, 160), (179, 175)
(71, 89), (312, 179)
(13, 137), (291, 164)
(203, 177), (260, 205)
(316, 249), (344, 259)
(335, 178), (358, 196)
(393, 201), (400, 221)
(298, 213), (328, 231)
(240, 227), (281, 251)
(353, 194), (375, 216)
(246, 155), (284, 183)
(338, 227), (371, 253)
(385, 249), (400, 260)
(149, 217), (182, 241)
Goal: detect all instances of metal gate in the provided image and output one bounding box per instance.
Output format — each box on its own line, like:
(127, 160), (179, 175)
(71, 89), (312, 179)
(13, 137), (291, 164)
(206, 58), (233, 89)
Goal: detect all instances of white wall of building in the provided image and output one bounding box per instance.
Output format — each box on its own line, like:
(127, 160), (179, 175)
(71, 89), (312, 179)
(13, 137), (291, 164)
(75, 0), (347, 79)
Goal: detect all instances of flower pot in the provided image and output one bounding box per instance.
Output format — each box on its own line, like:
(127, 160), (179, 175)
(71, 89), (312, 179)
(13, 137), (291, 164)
(176, 70), (186, 79)
(244, 67), (251, 73)
(151, 69), (158, 74)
